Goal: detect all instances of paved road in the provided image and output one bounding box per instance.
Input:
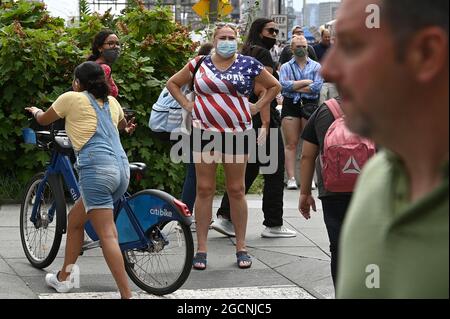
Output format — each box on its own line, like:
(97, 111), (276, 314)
(0, 189), (334, 299)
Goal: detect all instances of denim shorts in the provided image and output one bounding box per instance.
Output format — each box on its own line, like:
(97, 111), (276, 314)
(75, 151), (130, 213)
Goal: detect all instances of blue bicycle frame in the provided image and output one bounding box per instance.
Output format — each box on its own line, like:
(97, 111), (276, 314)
(31, 150), (191, 252)
(30, 152), (78, 233)
(30, 150), (153, 251)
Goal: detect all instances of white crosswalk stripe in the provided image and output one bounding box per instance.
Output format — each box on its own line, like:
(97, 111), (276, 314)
(39, 285), (315, 299)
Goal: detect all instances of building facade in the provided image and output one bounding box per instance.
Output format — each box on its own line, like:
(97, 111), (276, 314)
(303, 3), (319, 27)
(302, 1), (340, 28)
(318, 1), (340, 26)
(40, 0), (308, 30)
(240, 0), (286, 22)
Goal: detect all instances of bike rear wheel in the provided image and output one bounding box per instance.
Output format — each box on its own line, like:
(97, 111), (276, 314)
(123, 220), (194, 296)
(20, 173), (66, 268)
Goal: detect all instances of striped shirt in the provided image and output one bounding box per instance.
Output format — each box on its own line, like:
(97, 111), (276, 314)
(188, 54), (264, 132)
(280, 57), (324, 104)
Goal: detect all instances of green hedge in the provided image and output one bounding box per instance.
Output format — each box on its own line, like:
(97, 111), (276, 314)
(0, 0), (197, 199)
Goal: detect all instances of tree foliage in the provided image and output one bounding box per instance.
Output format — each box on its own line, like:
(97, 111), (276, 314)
(79, 0), (92, 19)
(0, 0), (197, 198)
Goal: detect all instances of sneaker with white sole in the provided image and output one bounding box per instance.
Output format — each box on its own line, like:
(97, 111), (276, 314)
(45, 272), (74, 293)
(190, 220), (214, 233)
(286, 178), (298, 190)
(210, 216), (235, 237)
(261, 225), (297, 238)
(190, 220), (197, 233)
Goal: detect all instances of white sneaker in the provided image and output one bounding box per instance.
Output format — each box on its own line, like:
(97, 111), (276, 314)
(190, 220), (214, 233)
(286, 178), (298, 190)
(45, 272), (73, 293)
(261, 226), (297, 238)
(210, 216), (235, 237)
(190, 220), (197, 233)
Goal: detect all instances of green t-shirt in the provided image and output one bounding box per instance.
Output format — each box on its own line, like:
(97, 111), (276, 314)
(337, 151), (449, 299)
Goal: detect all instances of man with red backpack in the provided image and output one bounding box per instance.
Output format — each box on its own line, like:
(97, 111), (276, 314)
(298, 97), (375, 289)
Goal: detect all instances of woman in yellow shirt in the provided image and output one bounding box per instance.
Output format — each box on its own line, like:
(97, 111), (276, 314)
(26, 61), (136, 299)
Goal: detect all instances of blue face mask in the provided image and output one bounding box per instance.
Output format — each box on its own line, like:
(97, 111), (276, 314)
(216, 40), (237, 58)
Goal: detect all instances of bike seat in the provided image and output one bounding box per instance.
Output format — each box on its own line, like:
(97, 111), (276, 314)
(35, 131), (52, 145)
(129, 162), (147, 174)
(52, 132), (73, 156)
(54, 134), (72, 150)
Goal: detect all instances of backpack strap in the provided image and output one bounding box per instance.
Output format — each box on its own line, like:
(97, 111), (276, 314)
(191, 55), (207, 91)
(324, 98), (344, 120)
(289, 62), (298, 81)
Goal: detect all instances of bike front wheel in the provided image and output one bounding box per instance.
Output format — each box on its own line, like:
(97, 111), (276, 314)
(123, 220), (194, 296)
(20, 173), (66, 268)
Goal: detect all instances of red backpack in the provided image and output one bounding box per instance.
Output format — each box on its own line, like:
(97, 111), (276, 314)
(321, 99), (376, 192)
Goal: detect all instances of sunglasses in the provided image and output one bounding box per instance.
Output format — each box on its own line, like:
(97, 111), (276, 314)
(264, 27), (280, 36)
(215, 22), (238, 30)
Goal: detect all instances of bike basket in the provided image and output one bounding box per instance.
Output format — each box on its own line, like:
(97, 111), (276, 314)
(22, 128), (36, 144)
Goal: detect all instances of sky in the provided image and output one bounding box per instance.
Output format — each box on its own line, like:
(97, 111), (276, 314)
(44, 0), (125, 20)
(44, 0), (78, 20)
(293, 0), (340, 11)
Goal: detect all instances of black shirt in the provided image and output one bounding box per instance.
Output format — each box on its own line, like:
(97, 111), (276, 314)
(246, 45), (277, 76)
(243, 45), (281, 128)
(301, 102), (352, 199)
(312, 43), (330, 63)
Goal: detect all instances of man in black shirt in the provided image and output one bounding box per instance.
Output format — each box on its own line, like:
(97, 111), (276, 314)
(313, 29), (331, 63)
(299, 97), (352, 288)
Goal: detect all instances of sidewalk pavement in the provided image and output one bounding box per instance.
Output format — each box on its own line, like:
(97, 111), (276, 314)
(0, 188), (334, 299)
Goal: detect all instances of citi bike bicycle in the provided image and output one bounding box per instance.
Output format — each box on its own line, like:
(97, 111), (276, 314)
(20, 118), (194, 295)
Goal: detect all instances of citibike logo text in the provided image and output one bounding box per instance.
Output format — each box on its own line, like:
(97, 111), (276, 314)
(149, 208), (173, 218)
(69, 188), (79, 201)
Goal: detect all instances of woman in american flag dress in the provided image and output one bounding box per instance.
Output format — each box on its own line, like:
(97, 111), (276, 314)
(167, 25), (281, 270)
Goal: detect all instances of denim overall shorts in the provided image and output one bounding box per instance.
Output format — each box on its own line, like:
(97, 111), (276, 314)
(74, 92), (130, 212)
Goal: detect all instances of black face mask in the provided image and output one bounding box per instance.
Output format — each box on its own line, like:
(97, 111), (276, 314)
(261, 36), (277, 50)
(102, 48), (120, 65)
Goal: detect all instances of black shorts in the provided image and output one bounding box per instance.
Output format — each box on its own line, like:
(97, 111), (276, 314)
(190, 128), (250, 155)
(281, 97), (319, 120)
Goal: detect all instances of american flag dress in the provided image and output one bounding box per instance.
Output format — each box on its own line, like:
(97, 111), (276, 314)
(188, 54), (265, 133)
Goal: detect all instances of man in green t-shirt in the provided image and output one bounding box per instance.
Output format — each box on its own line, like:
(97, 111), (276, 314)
(321, 0), (449, 298)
